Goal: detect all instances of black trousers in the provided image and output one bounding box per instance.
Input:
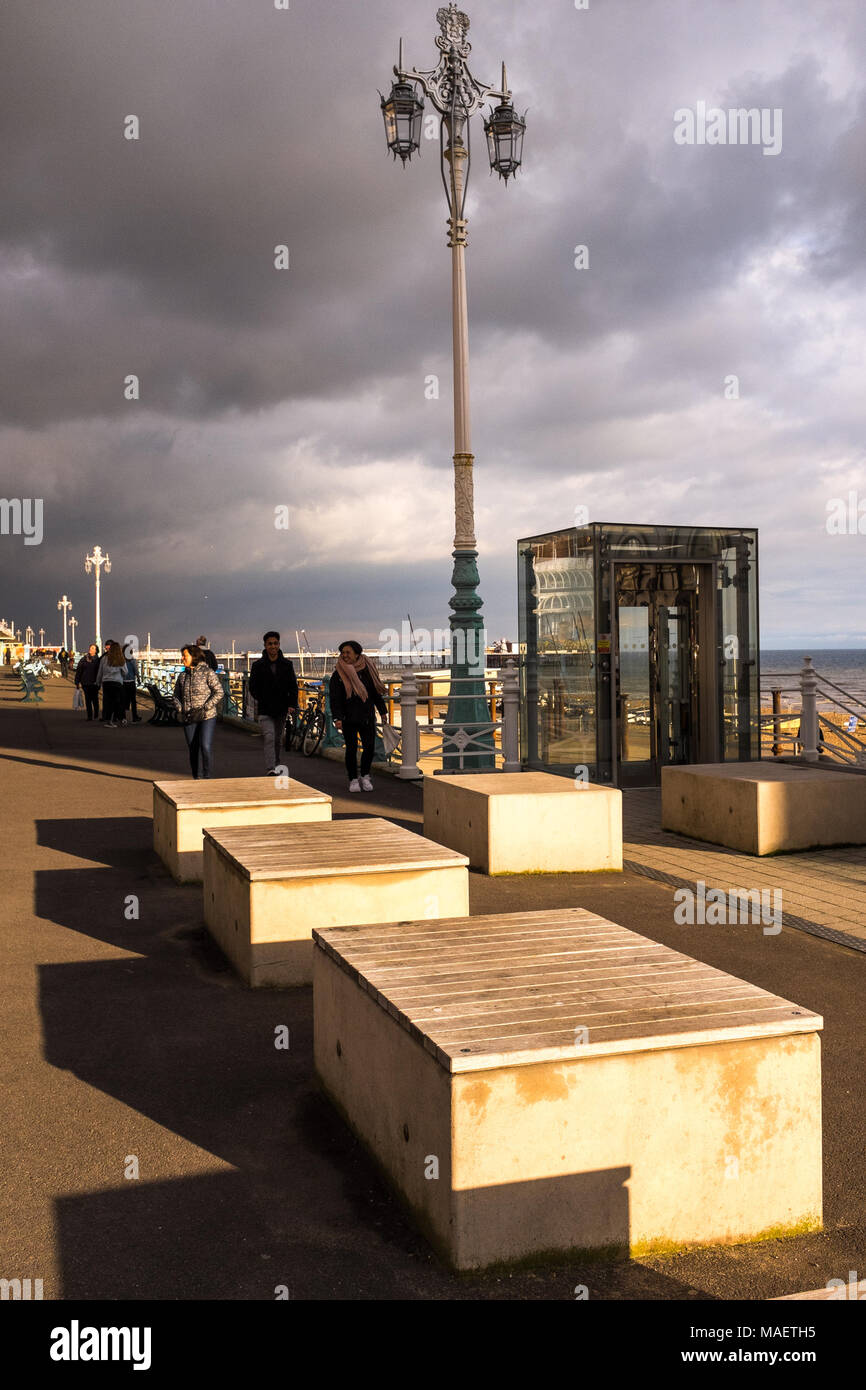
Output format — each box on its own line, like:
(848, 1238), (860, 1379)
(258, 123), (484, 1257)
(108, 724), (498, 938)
(101, 683), (124, 722)
(343, 720), (376, 780)
(82, 685), (99, 719)
(122, 683), (138, 719)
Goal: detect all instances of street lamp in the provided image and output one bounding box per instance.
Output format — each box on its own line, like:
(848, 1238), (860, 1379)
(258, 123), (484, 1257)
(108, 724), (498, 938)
(38, 627), (45, 646)
(69, 615), (79, 656)
(25, 625), (34, 646)
(84, 546), (111, 651)
(379, 5), (526, 770)
(57, 594), (72, 649)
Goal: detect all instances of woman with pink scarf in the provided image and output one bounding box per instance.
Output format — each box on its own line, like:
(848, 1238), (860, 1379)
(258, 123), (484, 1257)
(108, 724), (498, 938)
(329, 640), (388, 793)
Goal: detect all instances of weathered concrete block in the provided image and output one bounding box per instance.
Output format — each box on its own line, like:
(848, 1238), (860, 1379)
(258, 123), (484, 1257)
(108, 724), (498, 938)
(423, 772), (622, 874)
(315, 908), (822, 1270)
(203, 818), (469, 987)
(153, 776), (332, 882)
(662, 762), (866, 855)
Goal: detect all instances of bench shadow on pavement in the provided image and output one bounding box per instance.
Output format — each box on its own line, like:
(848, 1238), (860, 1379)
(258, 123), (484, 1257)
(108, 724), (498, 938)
(37, 817), (157, 871)
(37, 944), (712, 1301)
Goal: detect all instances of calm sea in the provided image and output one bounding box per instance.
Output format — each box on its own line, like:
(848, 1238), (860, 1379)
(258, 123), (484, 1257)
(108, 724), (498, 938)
(761, 649), (866, 688)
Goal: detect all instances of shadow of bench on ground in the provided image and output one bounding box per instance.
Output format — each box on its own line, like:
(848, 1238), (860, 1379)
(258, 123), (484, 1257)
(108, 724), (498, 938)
(40, 958), (713, 1300)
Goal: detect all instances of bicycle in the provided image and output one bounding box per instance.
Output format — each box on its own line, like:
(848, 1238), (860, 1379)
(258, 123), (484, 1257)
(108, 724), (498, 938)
(290, 686), (327, 757)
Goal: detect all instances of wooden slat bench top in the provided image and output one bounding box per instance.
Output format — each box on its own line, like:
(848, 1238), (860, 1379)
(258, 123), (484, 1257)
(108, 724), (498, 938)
(314, 908), (822, 1073)
(666, 762), (854, 785)
(154, 776), (331, 811)
(429, 772), (607, 797)
(204, 817), (469, 881)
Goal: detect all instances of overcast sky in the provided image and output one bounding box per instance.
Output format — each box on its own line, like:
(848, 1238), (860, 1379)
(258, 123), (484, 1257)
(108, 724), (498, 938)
(1, 0), (864, 652)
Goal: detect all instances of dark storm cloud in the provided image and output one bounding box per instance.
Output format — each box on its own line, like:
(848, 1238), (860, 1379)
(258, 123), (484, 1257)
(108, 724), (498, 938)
(2, 0), (866, 646)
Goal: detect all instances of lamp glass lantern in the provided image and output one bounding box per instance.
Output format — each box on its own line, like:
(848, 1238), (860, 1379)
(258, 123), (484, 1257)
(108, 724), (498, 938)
(380, 79), (424, 164)
(484, 100), (526, 182)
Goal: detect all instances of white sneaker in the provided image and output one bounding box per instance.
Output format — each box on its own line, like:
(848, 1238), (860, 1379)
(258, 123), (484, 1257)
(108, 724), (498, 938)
(360, 775), (374, 792)
(348, 779), (361, 793)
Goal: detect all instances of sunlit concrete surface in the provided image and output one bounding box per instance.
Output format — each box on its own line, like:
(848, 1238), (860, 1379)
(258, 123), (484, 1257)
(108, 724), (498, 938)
(153, 776), (332, 882)
(423, 772), (622, 874)
(203, 818), (469, 987)
(662, 762), (866, 856)
(315, 910), (822, 1270)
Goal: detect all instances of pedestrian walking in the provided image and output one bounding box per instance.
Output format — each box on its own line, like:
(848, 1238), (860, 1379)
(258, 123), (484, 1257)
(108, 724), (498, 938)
(74, 643), (101, 721)
(58, 648), (69, 678)
(172, 643), (224, 778)
(197, 635), (218, 671)
(329, 640), (387, 793)
(121, 645), (142, 723)
(96, 641), (127, 727)
(248, 631), (298, 774)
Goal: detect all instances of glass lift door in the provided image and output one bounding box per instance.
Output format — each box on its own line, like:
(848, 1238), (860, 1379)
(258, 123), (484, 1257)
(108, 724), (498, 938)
(614, 567), (699, 784)
(655, 603), (693, 768)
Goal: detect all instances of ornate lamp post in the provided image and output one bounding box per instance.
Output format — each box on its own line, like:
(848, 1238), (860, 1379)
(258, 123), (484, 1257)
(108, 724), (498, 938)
(38, 627), (45, 646)
(68, 615), (79, 656)
(84, 546), (111, 651)
(57, 594), (72, 649)
(380, 5), (525, 771)
(25, 625), (35, 646)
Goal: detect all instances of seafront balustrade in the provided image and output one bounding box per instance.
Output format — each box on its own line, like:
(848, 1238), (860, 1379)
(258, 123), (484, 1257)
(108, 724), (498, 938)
(135, 658), (522, 775)
(135, 655), (866, 771)
(758, 657), (866, 767)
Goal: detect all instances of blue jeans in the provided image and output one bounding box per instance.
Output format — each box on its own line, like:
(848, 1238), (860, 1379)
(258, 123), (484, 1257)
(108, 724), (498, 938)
(183, 716), (216, 778)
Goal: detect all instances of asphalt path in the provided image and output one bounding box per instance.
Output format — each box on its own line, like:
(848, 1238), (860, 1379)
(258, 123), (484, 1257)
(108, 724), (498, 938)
(1, 670), (863, 1300)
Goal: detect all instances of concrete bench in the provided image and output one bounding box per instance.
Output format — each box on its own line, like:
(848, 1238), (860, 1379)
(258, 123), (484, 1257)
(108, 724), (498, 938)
(314, 907), (822, 1270)
(662, 761), (866, 855)
(204, 818), (469, 988)
(153, 776), (332, 882)
(423, 772), (622, 874)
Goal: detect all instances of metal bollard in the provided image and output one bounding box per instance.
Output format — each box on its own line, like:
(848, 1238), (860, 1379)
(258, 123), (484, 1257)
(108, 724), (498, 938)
(771, 688), (782, 758)
(799, 656), (819, 763)
(396, 673), (422, 780)
(501, 660), (521, 772)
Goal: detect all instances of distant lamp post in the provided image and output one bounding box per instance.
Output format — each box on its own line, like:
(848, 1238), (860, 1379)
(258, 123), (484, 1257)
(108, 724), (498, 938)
(69, 615), (79, 655)
(57, 594), (72, 649)
(25, 625), (35, 646)
(38, 627), (45, 646)
(379, 5), (526, 770)
(84, 546), (111, 651)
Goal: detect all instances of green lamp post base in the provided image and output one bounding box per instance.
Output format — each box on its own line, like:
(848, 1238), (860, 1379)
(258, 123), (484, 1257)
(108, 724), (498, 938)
(442, 547), (496, 773)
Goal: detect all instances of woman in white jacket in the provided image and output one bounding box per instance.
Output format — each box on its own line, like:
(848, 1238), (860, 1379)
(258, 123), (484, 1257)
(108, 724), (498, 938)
(171, 643), (224, 778)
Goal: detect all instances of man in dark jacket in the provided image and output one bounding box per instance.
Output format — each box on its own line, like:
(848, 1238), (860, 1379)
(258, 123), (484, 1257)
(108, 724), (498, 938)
(75, 644), (101, 720)
(197, 635), (218, 671)
(248, 631), (298, 773)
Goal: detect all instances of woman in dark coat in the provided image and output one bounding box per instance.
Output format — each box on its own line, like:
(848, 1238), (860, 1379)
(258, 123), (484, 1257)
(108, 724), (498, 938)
(329, 640), (387, 792)
(74, 643), (101, 721)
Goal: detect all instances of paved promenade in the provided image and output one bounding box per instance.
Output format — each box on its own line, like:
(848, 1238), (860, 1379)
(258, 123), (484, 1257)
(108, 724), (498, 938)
(624, 790), (866, 952)
(2, 670), (864, 1300)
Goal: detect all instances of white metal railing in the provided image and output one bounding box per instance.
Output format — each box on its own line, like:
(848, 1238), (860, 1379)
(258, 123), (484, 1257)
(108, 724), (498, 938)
(759, 656), (866, 766)
(135, 656), (523, 774)
(396, 661), (520, 778)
